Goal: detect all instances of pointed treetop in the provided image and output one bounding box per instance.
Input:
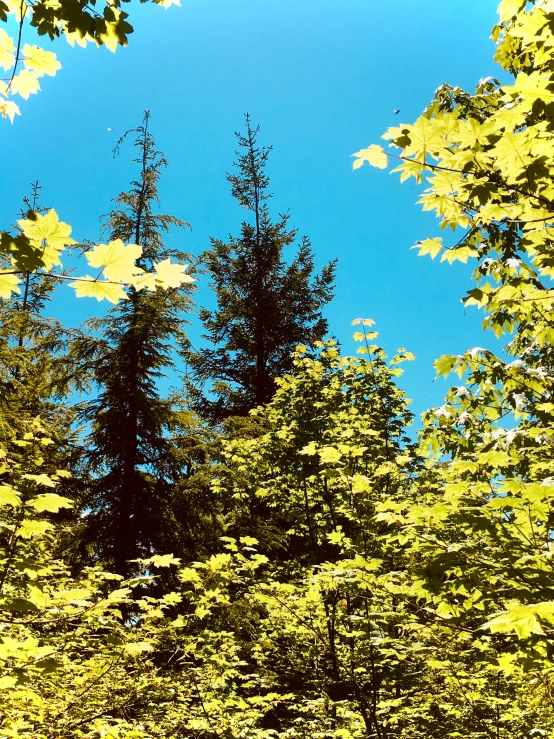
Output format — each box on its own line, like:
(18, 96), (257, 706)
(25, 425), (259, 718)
(227, 113), (273, 212)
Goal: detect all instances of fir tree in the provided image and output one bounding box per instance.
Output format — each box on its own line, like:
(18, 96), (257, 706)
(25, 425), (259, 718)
(0, 182), (81, 441)
(188, 115), (337, 422)
(73, 112), (196, 577)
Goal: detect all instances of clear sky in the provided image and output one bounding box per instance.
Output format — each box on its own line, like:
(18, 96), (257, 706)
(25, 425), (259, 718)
(1, 0), (502, 420)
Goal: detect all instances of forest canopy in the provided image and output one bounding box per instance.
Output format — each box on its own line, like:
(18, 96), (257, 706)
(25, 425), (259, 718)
(3, 0), (554, 738)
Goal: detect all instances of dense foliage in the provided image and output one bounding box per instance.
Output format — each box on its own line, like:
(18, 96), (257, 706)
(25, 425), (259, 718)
(0, 0), (178, 122)
(5, 0), (554, 737)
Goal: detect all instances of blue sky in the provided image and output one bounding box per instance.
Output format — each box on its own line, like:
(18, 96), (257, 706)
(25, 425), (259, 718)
(1, 0), (502, 420)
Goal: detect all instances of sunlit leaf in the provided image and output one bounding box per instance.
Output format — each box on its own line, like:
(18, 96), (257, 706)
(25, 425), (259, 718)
(0, 98), (20, 123)
(22, 44), (61, 77)
(352, 144), (388, 170)
(85, 239), (142, 283)
(0, 271), (20, 298)
(10, 70), (40, 99)
(28, 493), (74, 512)
(18, 209), (76, 250)
(0, 28), (15, 70)
(0, 485), (20, 507)
(70, 278), (128, 303)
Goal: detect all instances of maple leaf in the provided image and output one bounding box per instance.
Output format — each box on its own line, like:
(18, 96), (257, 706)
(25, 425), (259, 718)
(28, 493), (73, 512)
(406, 117), (448, 158)
(440, 246), (478, 264)
(0, 98), (20, 123)
(434, 355), (457, 377)
(412, 237), (443, 259)
(0, 28), (14, 71)
(497, 0), (526, 23)
(70, 278), (128, 304)
(124, 642), (155, 655)
(0, 485), (20, 507)
(490, 105), (527, 132)
(133, 259), (194, 291)
(4, 0), (25, 20)
(97, 22), (120, 53)
(22, 44), (61, 77)
(64, 30), (92, 48)
(97, 9), (132, 52)
(153, 259), (194, 288)
(141, 554), (182, 567)
(86, 239), (142, 283)
(352, 145), (388, 170)
(318, 446), (343, 465)
(39, 245), (64, 271)
(0, 231), (45, 271)
(22, 473), (57, 487)
(490, 131), (532, 174)
(10, 70), (41, 100)
(482, 603), (546, 640)
(455, 118), (494, 149)
(0, 271), (20, 298)
(18, 210), (76, 253)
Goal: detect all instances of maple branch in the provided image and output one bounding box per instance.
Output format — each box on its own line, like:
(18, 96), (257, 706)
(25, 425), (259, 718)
(5, 0), (28, 95)
(387, 151), (554, 209)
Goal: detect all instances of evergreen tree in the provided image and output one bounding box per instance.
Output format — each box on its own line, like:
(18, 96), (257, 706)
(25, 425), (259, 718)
(188, 115), (337, 422)
(0, 182), (81, 442)
(73, 112), (196, 577)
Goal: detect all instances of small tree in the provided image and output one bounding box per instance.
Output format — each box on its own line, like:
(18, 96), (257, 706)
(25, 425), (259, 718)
(188, 115), (337, 422)
(73, 112), (195, 577)
(0, 183), (82, 446)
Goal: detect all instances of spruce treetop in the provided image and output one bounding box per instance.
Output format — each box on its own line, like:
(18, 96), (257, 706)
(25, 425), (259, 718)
(188, 115), (337, 422)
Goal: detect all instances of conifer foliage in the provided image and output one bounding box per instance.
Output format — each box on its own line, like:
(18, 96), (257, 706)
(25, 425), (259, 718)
(188, 115), (337, 421)
(0, 183), (80, 444)
(74, 112), (195, 577)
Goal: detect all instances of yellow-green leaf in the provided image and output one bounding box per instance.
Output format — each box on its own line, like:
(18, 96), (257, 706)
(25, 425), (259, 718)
(319, 446), (343, 465)
(483, 604), (545, 639)
(0, 485), (20, 507)
(133, 259), (194, 291)
(141, 554), (181, 568)
(56, 588), (92, 602)
(18, 520), (52, 538)
(0, 29), (15, 71)
(124, 641), (155, 655)
(0, 271), (20, 298)
(86, 239), (142, 283)
(28, 493), (73, 512)
(351, 317), (375, 327)
(22, 44), (61, 77)
(10, 69), (40, 99)
(497, 0), (525, 22)
(413, 238), (443, 259)
(434, 354), (457, 377)
(22, 473), (57, 487)
(18, 209), (75, 250)
(70, 278), (128, 303)
(352, 145), (388, 170)
(0, 99), (20, 123)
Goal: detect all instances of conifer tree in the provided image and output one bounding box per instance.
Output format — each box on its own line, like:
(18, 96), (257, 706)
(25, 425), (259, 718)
(0, 183), (80, 441)
(188, 115), (337, 422)
(73, 112), (196, 577)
